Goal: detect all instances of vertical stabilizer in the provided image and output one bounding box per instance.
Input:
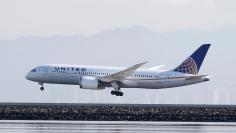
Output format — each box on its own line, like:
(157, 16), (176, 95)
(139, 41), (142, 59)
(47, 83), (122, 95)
(174, 44), (211, 75)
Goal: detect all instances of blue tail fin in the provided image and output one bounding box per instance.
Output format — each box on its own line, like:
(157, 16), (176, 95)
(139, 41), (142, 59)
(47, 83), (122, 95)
(174, 44), (211, 75)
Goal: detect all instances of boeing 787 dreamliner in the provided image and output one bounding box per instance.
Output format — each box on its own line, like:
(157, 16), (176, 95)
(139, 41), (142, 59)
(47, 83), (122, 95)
(26, 44), (211, 96)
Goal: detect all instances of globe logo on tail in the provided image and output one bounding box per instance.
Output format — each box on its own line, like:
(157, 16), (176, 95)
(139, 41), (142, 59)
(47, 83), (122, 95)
(175, 57), (198, 75)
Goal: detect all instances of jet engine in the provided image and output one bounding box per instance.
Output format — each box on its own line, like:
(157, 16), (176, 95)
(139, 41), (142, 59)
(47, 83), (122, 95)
(79, 76), (104, 90)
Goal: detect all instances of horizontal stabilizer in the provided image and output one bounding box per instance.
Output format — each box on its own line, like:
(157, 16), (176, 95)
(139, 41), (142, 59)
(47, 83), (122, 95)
(185, 75), (209, 80)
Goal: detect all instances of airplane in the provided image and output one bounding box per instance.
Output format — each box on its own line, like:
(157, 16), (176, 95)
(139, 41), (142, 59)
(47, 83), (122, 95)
(25, 44), (211, 96)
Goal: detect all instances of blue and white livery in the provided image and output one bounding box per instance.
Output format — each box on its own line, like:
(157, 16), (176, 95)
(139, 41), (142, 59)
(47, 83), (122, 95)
(26, 44), (211, 96)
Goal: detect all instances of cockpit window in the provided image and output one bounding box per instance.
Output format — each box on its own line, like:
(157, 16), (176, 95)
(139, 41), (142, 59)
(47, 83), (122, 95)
(31, 69), (36, 72)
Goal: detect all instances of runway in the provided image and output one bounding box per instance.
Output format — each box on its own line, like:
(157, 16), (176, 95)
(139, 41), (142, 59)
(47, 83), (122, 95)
(0, 120), (236, 133)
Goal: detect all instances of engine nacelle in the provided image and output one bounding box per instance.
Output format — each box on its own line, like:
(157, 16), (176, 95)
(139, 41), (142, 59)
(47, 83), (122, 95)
(80, 76), (104, 90)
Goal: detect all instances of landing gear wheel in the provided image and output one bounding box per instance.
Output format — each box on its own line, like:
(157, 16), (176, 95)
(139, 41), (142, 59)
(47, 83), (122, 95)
(119, 92), (123, 96)
(116, 91), (123, 96)
(40, 87), (44, 91)
(111, 91), (115, 95)
(111, 91), (123, 96)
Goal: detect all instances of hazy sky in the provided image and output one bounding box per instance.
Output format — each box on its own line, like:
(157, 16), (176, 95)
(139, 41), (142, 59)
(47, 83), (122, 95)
(0, 0), (235, 104)
(1, 0), (236, 39)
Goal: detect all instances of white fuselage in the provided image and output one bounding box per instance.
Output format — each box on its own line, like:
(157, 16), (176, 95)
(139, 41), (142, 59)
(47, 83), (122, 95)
(25, 64), (208, 90)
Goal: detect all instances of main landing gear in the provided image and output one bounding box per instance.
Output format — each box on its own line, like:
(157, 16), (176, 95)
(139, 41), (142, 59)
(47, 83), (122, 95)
(110, 82), (123, 96)
(39, 82), (44, 91)
(111, 90), (123, 96)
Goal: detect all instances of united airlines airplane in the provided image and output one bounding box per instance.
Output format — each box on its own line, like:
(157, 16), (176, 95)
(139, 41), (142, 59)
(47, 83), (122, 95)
(26, 44), (211, 96)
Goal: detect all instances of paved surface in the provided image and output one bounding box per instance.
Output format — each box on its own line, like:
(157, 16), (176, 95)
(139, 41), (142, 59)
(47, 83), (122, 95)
(0, 103), (236, 122)
(1, 120), (236, 133)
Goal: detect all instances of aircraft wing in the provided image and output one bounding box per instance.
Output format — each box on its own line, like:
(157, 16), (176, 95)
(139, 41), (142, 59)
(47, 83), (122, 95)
(99, 62), (147, 82)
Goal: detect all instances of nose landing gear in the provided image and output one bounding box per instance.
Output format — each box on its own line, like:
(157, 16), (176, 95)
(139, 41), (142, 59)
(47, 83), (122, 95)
(39, 82), (44, 91)
(40, 86), (44, 91)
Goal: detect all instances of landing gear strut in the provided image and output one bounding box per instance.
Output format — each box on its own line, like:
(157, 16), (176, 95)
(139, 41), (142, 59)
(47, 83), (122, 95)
(110, 82), (123, 96)
(39, 82), (44, 91)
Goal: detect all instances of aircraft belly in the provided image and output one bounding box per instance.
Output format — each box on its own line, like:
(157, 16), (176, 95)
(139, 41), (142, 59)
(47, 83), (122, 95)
(122, 78), (204, 89)
(121, 80), (161, 89)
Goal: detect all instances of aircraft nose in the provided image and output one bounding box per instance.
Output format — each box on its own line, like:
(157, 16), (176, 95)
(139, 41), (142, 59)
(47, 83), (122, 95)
(25, 72), (31, 80)
(203, 78), (210, 82)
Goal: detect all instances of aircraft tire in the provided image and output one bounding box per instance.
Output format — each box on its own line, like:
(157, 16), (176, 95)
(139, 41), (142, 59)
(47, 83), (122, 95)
(115, 91), (123, 96)
(111, 91), (115, 95)
(112, 91), (123, 96)
(40, 87), (44, 91)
